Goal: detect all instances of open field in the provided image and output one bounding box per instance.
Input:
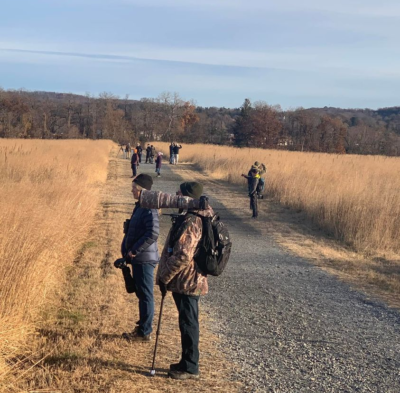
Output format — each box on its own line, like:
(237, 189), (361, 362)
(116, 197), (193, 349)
(156, 143), (400, 255)
(0, 139), (113, 379)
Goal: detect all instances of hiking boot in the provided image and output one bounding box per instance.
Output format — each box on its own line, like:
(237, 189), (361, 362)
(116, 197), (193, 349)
(122, 327), (151, 342)
(168, 370), (200, 380)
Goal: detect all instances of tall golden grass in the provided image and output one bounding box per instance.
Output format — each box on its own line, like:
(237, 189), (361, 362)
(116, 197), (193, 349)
(0, 139), (113, 376)
(155, 142), (400, 255)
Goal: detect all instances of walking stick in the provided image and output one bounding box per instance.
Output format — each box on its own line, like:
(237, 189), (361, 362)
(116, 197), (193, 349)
(149, 293), (166, 376)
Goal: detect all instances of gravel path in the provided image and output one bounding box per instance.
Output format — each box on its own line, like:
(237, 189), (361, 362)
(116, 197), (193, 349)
(146, 161), (400, 393)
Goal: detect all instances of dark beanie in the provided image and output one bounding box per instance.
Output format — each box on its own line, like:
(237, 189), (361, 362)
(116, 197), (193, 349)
(133, 174), (153, 190)
(180, 182), (203, 199)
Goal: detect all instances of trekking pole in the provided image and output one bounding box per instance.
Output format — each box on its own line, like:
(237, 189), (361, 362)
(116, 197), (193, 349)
(149, 293), (166, 376)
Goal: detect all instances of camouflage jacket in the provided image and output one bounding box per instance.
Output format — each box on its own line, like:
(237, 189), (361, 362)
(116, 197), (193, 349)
(157, 207), (214, 296)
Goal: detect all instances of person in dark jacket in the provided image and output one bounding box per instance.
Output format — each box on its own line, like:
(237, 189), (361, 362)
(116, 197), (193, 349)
(155, 152), (163, 177)
(131, 149), (139, 178)
(136, 143), (143, 163)
(172, 144), (182, 164)
(241, 169), (260, 218)
(169, 142), (175, 164)
(150, 145), (156, 164)
(145, 144), (151, 163)
(248, 161), (266, 199)
(121, 174), (160, 341)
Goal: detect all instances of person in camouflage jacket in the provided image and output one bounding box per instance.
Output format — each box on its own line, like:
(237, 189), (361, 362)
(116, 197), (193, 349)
(157, 181), (211, 380)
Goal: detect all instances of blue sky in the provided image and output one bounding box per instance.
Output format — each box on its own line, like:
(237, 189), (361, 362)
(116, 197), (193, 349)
(1, 0), (400, 109)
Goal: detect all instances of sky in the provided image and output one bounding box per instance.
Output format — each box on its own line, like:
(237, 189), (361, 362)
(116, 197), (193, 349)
(1, 0), (400, 109)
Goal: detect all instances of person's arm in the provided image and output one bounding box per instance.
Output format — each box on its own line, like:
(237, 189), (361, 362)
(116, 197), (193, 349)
(259, 163), (266, 176)
(130, 209), (159, 255)
(158, 217), (202, 284)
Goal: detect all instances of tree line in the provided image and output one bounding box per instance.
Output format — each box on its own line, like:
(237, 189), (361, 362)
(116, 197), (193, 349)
(1, 88), (399, 156)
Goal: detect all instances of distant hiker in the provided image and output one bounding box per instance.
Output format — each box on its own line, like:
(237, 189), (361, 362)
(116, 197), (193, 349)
(172, 143), (182, 165)
(157, 181), (211, 380)
(155, 152), (163, 177)
(145, 144), (151, 163)
(248, 161), (266, 199)
(242, 169), (260, 218)
(131, 149), (139, 178)
(136, 143), (143, 163)
(150, 145), (156, 164)
(169, 142), (175, 164)
(125, 143), (131, 159)
(121, 174), (160, 342)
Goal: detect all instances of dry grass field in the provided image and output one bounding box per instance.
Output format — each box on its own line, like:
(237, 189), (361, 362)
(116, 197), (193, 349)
(1, 142), (240, 393)
(0, 139), (113, 379)
(157, 143), (400, 255)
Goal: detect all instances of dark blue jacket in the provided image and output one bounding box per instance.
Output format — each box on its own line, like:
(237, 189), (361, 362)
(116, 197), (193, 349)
(121, 203), (160, 265)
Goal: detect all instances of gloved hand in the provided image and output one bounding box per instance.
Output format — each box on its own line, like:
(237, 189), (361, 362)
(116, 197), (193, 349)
(114, 257), (127, 269)
(159, 281), (167, 296)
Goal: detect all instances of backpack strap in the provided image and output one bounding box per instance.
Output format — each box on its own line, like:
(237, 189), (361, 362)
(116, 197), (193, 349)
(168, 212), (198, 251)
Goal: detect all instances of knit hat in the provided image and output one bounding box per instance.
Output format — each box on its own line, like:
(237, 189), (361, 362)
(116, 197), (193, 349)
(180, 182), (203, 199)
(133, 174), (153, 190)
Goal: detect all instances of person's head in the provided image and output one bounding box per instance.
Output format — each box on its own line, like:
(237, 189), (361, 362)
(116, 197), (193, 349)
(179, 181), (203, 199)
(132, 174), (153, 200)
(254, 161), (260, 166)
(151, 144), (153, 147)
(158, 152), (163, 156)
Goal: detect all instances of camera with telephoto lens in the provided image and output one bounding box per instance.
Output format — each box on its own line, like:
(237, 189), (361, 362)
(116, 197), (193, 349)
(114, 257), (127, 269)
(123, 219), (131, 234)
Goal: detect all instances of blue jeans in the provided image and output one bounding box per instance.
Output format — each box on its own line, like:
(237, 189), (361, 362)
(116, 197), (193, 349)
(131, 263), (155, 336)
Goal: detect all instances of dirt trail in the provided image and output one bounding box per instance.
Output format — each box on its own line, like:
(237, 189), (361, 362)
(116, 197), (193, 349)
(3, 149), (239, 393)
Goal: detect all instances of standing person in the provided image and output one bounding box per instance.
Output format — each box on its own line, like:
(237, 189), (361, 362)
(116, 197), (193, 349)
(155, 152), (163, 177)
(169, 142), (175, 164)
(150, 145), (156, 164)
(157, 182), (211, 380)
(131, 149), (139, 178)
(241, 169), (260, 218)
(125, 143), (131, 159)
(121, 174), (160, 341)
(136, 143), (143, 163)
(248, 161), (266, 199)
(172, 143), (182, 165)
(145, 144), (151, 163)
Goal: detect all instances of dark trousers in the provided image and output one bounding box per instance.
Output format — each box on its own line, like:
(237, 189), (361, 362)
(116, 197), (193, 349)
(250, 192), (258, 217)
(145, 153), (150, 163)
(132, 263), (155, 336)
(138, 153), (142, 163)
(172, 292), (200, 374)
(131, 164), (137, 177)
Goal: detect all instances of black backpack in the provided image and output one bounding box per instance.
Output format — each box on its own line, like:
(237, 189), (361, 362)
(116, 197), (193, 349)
(168, 212), (232, 276)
